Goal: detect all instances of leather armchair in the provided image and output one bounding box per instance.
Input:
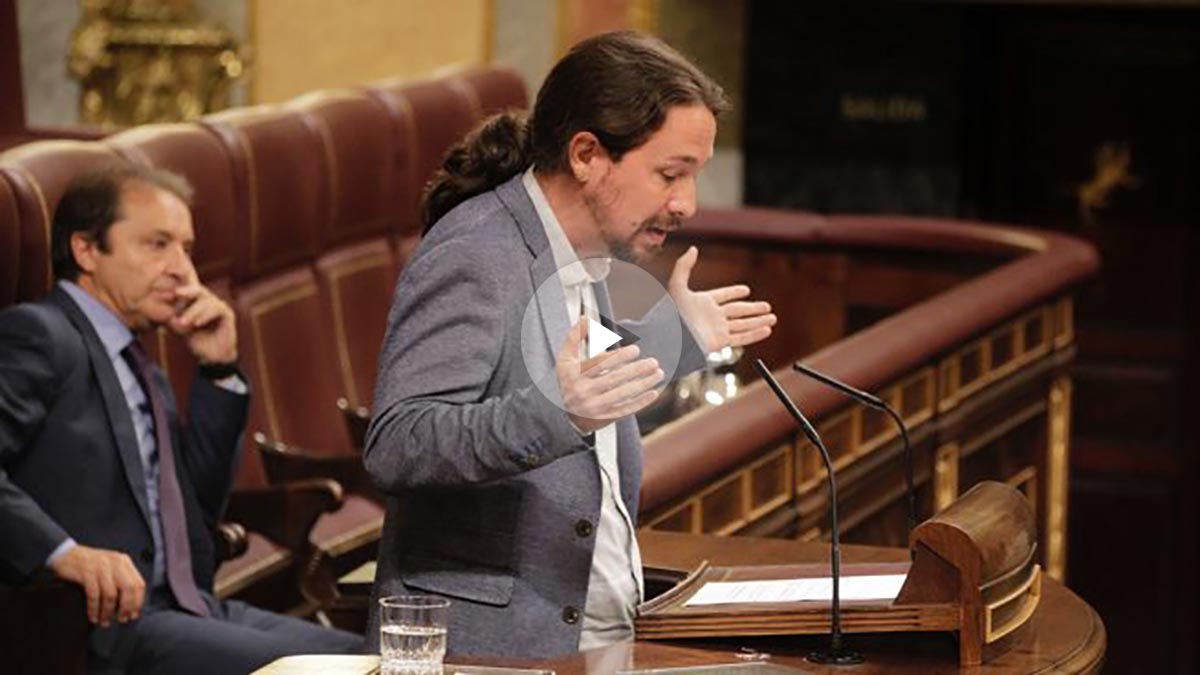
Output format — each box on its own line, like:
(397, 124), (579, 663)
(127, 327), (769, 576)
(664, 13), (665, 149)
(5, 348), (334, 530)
(0, 520), (263, 675)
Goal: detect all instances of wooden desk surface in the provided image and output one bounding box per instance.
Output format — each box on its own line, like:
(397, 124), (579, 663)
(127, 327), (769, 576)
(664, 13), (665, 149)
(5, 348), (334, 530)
(328, 531), (1105, 674)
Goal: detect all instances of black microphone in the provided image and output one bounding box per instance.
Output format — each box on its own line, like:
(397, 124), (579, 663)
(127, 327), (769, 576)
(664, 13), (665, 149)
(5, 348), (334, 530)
(754, 359), (863, 666)
(793, 362), (917, 537)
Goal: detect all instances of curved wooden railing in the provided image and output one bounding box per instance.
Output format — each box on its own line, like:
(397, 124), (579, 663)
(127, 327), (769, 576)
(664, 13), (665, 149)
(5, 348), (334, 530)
(635, 208), (1099, 582)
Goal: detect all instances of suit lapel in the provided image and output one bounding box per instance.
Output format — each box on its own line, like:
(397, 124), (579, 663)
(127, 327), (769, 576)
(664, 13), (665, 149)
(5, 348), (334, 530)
(530, 254), (571, 362)
(495, 173), (550, 258)
(498, 173), (643, 514)
(49, 287), (154, 530)
(496, 174), (573, 362)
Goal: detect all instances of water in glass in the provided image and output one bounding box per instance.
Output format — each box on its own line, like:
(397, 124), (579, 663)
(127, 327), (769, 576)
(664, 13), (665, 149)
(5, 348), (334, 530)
(380, 623), (447, 673)
(379, 594), (450, 675)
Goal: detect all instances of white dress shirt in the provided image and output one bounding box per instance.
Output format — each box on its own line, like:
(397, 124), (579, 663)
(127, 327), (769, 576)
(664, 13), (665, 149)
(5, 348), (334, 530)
(522, 168), (644, 649)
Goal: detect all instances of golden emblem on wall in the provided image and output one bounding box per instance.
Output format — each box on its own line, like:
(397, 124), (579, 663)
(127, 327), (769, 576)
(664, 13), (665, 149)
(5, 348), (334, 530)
(68, 0), (246, 128)
(1074, 141), (1140, 227)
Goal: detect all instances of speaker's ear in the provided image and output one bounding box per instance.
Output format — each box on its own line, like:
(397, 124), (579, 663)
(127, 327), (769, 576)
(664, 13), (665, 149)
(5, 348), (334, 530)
(567, 130), (608, 184)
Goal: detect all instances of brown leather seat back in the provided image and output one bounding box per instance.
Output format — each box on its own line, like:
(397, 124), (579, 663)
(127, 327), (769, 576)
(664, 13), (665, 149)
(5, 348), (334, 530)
(365, 77), (481, 267)
(107, 123), (239, 281)
(234, 267), (351, 460)
(454, 66), (530, 116)
(288, 89), (400, 409)
(313, 238), (396, 409)
(0, 141), (120, 301)
(202, 106), (327, 284)
(205, 106), (355, 468)
(0, 177), (19, 307)
(287, 90), (397, 250)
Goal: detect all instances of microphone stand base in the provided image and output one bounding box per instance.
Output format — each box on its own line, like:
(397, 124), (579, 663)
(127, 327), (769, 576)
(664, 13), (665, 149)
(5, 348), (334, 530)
(807, 648), (865, 666)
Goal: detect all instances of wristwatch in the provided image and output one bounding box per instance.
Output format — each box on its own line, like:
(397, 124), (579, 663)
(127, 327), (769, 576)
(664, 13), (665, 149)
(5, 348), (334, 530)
(198, 361), (241, 381)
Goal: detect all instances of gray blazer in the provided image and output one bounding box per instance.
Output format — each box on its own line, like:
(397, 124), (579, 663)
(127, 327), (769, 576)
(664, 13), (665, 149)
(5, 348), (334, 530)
(364, 174), (703, 658)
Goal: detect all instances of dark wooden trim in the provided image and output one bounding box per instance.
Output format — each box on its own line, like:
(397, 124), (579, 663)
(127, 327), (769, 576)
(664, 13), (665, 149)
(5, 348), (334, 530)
(0, 0), (24, 137)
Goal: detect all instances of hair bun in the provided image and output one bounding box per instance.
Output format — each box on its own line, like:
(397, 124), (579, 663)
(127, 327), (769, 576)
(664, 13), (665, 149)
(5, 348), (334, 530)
(421, 112), (532, 231)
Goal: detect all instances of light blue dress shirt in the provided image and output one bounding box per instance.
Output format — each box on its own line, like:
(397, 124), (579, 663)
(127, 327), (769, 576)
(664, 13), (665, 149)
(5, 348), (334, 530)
(47, 281), (167, 589)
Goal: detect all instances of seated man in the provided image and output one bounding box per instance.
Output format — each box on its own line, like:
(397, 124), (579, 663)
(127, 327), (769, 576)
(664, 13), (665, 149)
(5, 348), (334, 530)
(0, 162), (363, 674)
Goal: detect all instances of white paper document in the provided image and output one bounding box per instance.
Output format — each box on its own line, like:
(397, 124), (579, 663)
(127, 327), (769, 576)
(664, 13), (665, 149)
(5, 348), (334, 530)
(250, 655), (380, 674)
(683, 574), (908, 606)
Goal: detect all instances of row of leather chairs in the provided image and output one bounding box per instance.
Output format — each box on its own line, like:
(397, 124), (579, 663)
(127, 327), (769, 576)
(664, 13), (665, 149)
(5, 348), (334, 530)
(0, 65), (528, 617)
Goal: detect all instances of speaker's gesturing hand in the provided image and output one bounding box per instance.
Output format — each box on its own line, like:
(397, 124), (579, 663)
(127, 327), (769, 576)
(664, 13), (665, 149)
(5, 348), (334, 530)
(556, 318), (663, 434)
(669, 246), (776, 353)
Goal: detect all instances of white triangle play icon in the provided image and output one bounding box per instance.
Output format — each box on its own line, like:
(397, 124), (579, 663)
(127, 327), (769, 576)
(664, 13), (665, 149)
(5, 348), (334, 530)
(587, 317), (623, 359)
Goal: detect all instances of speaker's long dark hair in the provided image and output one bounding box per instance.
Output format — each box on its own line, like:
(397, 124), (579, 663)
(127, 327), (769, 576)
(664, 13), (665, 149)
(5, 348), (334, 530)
(421, 30), (729, 232)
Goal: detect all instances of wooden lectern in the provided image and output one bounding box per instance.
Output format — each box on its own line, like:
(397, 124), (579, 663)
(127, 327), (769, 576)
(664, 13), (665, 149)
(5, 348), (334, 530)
(636, 481), (1042, 667)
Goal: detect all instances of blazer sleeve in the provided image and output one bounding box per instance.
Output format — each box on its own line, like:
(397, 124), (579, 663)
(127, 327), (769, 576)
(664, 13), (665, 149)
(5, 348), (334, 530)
(364, 231), (588, 492)
(0, 305), (74, 578)
(178, 375), (249, 528)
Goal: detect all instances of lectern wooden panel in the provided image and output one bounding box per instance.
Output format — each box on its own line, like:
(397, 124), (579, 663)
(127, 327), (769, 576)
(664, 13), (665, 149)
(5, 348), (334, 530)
(327, 524), (1104, 674)
(637, 482), (1043, 667)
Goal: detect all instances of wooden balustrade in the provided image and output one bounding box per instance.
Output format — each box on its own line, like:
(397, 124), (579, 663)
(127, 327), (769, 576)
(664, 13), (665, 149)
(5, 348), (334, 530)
(623, 208), (1098, 582)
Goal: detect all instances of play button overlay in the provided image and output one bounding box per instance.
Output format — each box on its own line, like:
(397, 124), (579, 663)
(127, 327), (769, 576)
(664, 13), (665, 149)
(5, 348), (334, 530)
(589, 314), (640, 358)
(587, 317), (621, 358)
(520, 250), (687, 419)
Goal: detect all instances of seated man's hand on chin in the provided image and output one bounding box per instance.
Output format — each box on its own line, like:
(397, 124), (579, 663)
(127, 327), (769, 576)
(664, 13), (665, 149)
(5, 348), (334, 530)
(49, 544), (146, 627)
(168, 279), (238, 366)
(668, 246), (777, 353)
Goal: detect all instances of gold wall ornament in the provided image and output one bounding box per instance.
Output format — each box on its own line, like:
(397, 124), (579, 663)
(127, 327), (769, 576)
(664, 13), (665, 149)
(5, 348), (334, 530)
(1074, 141), (1140, 227)
(68, 0), (247, 128)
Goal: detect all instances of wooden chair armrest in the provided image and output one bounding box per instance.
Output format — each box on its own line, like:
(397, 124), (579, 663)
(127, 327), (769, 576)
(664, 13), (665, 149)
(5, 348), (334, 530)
(213, 521), (248, 563)
(225, 479), (343, 555)
(254, 432), (381, 501)
(337, 398), (370, 450)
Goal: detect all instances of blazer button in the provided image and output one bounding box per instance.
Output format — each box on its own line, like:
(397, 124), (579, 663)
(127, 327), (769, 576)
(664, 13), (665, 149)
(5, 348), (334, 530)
(526, 454), (540, 468)
(574, 519), (594, 538)
(562, 605), (580, 625)
(140, 549), (153, 563)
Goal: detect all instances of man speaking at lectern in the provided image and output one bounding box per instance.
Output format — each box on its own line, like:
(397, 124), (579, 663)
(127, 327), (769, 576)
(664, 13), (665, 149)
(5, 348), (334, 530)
(364, 31), (777, 657)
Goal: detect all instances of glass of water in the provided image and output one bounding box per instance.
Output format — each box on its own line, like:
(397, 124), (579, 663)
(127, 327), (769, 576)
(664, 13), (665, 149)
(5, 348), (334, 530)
(379, 594), (450, 674)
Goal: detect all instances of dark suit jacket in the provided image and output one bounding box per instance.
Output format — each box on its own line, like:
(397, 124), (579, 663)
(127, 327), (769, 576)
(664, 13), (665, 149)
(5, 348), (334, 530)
(0, 286), (248, 664)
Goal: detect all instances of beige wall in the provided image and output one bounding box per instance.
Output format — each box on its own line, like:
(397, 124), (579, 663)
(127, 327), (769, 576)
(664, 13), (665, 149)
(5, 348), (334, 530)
(249, 0), (490, 103)
(491, 0), (556, 92)
(17, 0), (81, 127)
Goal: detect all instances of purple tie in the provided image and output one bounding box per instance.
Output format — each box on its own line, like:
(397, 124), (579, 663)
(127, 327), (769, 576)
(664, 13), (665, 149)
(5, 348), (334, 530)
(122, 341), (210, 617)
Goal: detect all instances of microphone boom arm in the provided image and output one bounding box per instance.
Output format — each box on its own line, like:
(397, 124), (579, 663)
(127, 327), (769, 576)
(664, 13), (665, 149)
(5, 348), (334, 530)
(754, 359), (862, 665)
(793, 362), (918, 536)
